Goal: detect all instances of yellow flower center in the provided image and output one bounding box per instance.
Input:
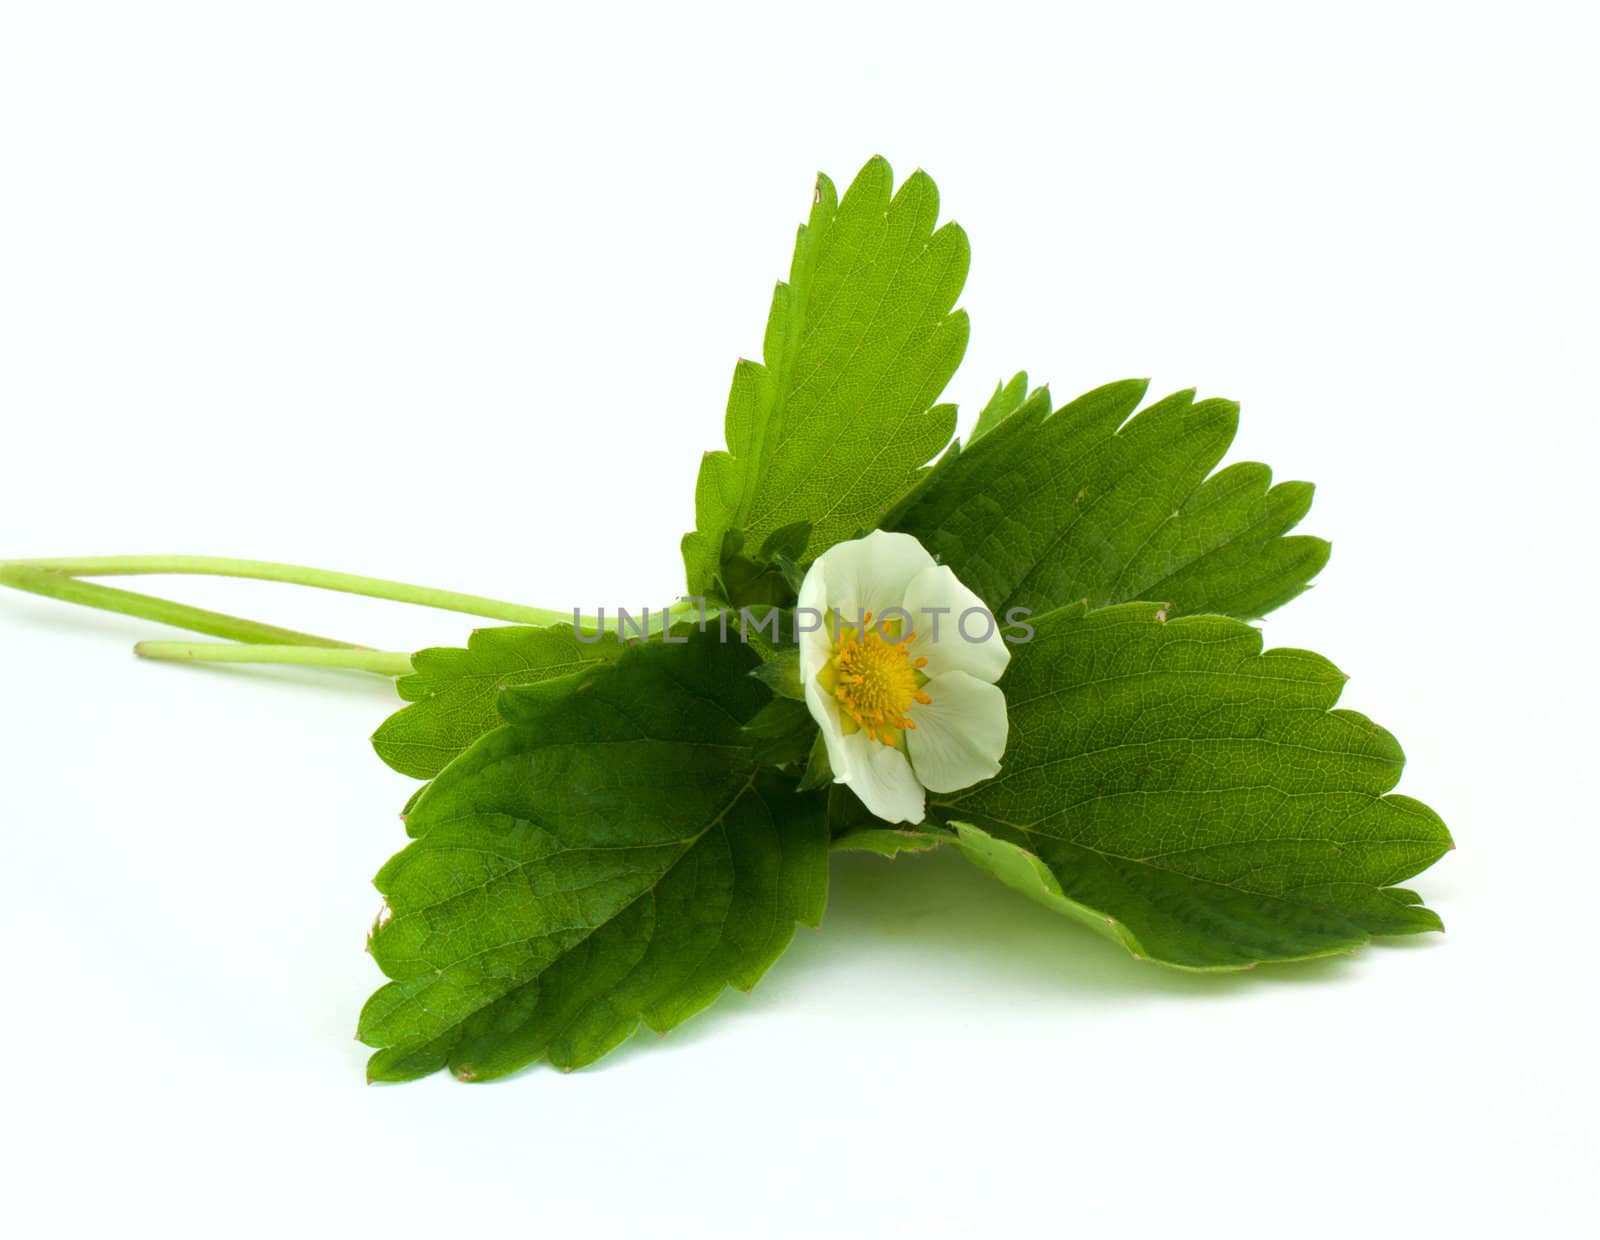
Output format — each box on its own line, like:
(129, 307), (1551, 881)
(817, 611), (932, 747)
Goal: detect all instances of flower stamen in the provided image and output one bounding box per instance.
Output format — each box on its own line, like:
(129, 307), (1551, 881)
(827, 616), (927, 747)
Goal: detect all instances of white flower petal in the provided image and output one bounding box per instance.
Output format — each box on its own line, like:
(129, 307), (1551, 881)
(805, 673), (853, 779)
(796, 558), (833, 682)
(812, 531), (936, 627)
(901, 565), (1011, 684)
(906, 671), (1009, 794)
(837, 731), (925, 824)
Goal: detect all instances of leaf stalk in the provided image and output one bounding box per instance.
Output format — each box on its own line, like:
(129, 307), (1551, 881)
(134, 641), (415, 676)
(9, 555), (573, 626)
(0, 562), (358, 648)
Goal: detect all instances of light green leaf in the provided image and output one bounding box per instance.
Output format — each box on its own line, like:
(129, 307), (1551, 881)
(968, 370), (1045, 445)
(359, 632), (828, 1082)
(889, 379), (1329, 622)
(932, 603), (1452, 969)
(937, 821), (1143, 953)
(683, 156), (969, 598)
(831, 827), (945, 857)
(371, 625), (622, 779)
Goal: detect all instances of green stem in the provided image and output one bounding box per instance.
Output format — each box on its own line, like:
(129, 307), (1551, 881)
(135, 641), (414, 676)
(11, 555), (573, 626)
(0, 563), (358, 648)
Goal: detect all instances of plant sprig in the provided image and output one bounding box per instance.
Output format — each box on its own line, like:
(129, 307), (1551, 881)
(1, 157), (1451, 1084)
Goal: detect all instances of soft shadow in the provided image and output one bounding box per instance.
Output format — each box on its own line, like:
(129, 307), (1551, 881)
(588, 846), (1431, 1074)
(788, 848), (1374, 997)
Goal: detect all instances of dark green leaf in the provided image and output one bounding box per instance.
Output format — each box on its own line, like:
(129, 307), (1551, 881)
(715, 533), (798, 609)
(742, 695), (817, 767)
(759, 520), (813, 562)
(890, 379), (1329, 622)
(795, 730), (834, 793)
(360, 632), (829, 1082)
(750, 646), (803, 699)
(932, 603), (1452, 969)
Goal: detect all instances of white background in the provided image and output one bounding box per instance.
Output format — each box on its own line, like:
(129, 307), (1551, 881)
(2, 5), (1596, 1237)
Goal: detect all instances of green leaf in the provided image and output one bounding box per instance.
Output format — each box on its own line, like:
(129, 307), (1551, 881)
(371, 625), (623, 779)
(936, 821), (1144, 953)
(889, 379), (1330, 622)
(683, 156), (968, 598)
(968, 371), (1044, 445)
(714, 525), (810, 608)
(359, 632), (829, 1082)
(831, 826), (946, 857)
(759, 520), (813, 562)
(750, 646), (803, 699)
(742, 694), (817, 767)
(931, 603), (1451, 969)
(795, 730), (834, 793)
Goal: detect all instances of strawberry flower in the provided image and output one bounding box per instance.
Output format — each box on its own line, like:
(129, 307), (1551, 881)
(797, 531), (1010, 823)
